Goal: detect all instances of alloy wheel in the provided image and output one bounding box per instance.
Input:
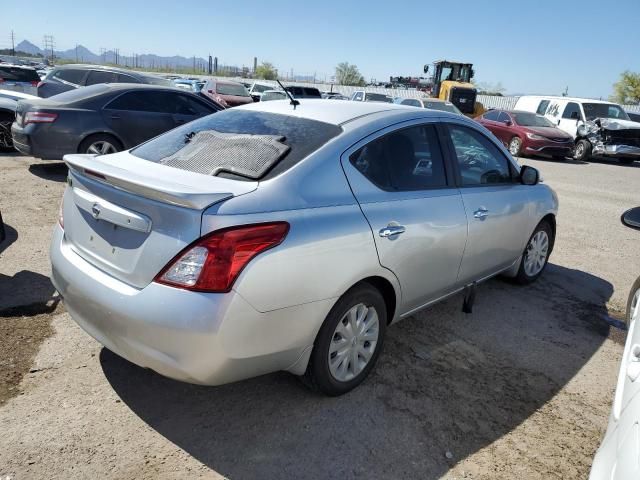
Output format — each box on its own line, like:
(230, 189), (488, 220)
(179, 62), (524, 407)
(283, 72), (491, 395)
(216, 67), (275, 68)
(524, 230), (549, 277)
(87, 141), (117, 155)
(328, 303), (379, 382)
(509, 138), (521, 156)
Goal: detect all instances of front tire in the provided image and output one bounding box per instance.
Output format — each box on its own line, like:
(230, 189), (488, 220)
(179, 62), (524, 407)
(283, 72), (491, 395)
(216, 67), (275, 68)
(304, 283), (387, 396)
(514, 220), (554, 284)
(508, 136), (522, 157)
(574, 139), (592, 161)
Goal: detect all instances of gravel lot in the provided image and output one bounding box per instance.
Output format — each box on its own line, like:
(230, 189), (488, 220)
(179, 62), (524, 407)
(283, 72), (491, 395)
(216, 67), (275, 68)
(0, 153), (639, 479)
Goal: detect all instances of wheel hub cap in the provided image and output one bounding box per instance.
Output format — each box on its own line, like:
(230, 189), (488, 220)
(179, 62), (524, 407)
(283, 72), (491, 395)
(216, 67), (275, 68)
(524, 230), (549, 277)
(328, 303), (379, 382)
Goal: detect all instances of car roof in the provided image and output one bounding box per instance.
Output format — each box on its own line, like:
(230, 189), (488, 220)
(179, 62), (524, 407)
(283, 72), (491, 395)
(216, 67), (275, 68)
(237, 99), (429, 126)
(518, 95), (617, 105)
(0, 63), (37, 71)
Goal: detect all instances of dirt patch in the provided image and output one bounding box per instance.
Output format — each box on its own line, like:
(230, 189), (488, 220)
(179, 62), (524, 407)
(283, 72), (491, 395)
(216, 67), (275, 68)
(0, 302), (60, 406)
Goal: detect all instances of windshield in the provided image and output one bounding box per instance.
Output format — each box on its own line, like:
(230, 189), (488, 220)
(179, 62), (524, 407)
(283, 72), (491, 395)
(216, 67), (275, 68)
(423, 101), (462, 114)
(252, 84), (272, 93)
(132, 110), (342, 181)
(582, 103), (630, 121)
(143, 75), (173, 86)
(216, 83), (249, 97)
(365, 93), (392, 103)
(513, 112), (554, 127)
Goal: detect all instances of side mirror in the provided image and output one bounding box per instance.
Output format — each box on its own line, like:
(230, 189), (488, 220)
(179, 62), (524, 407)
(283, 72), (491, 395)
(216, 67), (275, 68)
(423, 64), (429, 74)
(504, 120), (512, 126)
(520, 165), (539, 185)
(621, 207), (640, 230)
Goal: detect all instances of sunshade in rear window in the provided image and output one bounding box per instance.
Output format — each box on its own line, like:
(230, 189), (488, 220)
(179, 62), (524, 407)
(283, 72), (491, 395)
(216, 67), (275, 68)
(132, 110), (343, 180)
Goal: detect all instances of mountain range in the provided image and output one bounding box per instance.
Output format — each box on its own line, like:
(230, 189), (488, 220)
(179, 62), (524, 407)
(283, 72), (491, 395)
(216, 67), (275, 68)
(15, 40), (213, 70)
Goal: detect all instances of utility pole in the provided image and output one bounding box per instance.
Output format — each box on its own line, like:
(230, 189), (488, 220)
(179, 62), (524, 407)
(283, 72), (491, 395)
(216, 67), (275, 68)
(99, 48), (106, 64)
(43, 35), (55, 63)
(75, 44), (79, 62)
(10, 30), (15, 57)
(114, 48), (119, 65)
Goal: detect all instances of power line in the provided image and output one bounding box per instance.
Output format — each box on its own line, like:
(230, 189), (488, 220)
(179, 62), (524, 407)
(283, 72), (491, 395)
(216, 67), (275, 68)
(43, 35), (55, 62)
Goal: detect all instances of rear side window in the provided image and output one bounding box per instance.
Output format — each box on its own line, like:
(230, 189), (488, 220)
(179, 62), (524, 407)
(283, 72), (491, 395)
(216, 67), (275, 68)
(106, 91), (214, 115)
(86, 70), (116, 86)
(131, 110), (343, 180)
(447, 124), (513, 186)
(0, 66), (40, 83)
(53, 69), (86, 85)
(353, 92), (363, 101)
(350, 124), (447, 191)
(536, 100), (549, 115)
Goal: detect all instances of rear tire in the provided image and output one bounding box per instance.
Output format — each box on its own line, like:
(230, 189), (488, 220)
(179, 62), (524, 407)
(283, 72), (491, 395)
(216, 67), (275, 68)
(79, 134), (123, 156)
(626, 277), (640, 328)
(574, 139), (591, 161)
(0, 112), (14, 152)
(304, 283), (387, 396)
(514, 220), (554, 284)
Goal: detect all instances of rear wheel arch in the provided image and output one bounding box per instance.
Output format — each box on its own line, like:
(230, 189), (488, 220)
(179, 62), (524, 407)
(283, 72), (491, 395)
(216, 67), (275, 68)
(77, 132), (124, 154)
(540, 213), (556, 250)
(351, 276), (398, 325)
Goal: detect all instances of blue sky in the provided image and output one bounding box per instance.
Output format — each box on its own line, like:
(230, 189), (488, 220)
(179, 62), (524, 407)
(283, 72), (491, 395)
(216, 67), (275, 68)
(2, 0), (639, 99)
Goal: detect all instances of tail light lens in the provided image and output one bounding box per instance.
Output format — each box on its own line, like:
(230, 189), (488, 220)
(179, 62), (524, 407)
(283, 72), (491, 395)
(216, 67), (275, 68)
(36, 81), (44, 88)
(31, 80), (39, 87)
(24, 112), (58, 125)
(155, 222), (289, 293)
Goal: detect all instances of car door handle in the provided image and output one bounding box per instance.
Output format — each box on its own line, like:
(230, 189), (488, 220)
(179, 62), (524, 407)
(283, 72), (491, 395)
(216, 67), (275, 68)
(473, 208), (489, 219)
(627, 345), (640, 382)
(379, 225), (406, 237)
(110, 114), (121, 120)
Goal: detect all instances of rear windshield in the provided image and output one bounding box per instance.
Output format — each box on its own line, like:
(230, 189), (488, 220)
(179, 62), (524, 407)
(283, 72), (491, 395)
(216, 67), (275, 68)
(252, 84), (272, 93)
(0, 65), (40, 83)
(132, 109), (343, 180)
(44, 83), (111, 102)
(216, 83), (249, 97)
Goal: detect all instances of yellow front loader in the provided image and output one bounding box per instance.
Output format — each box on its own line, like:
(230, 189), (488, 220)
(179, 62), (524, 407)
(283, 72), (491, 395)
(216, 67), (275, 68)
(425, 60), (485, 117)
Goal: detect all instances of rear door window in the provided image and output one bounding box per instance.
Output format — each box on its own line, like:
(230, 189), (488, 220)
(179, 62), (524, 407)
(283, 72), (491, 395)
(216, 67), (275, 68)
(349, 124), (447, 191)
(53, 69), (87, 85)
(131, 110), (343, 180)
(497, 112), (511, 123)
(106, 91), (166, 112)
(483, 110), (499, 121)
(86, 70), (117, 86)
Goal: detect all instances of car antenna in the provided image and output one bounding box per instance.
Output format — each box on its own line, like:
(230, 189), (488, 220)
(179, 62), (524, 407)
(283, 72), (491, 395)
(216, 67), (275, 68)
(277, 79), (299, 109)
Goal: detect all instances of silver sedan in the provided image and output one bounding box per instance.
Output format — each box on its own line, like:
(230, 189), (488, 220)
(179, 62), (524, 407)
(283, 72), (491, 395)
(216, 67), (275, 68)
(50, 100), (558, 395)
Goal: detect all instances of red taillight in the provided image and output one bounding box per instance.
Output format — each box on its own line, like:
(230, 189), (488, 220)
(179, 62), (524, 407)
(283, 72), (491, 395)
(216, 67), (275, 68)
(24, 111), (58, 125)
(36, 81), (44, 88)
(31, 80), (39, 87)
(155, 222), (289, 293)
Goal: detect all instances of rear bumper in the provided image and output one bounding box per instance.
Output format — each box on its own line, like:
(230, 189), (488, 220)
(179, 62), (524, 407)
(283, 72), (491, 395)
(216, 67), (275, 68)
(11, 122), (77, 160)
(50, 225), (328, 385)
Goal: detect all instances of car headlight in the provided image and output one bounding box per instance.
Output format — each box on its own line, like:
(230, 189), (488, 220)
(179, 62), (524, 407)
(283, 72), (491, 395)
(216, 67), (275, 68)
(526, 133), (547, 141)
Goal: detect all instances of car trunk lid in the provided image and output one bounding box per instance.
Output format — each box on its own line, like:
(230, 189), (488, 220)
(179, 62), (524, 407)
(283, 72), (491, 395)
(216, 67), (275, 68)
(62, 151), (257, 288)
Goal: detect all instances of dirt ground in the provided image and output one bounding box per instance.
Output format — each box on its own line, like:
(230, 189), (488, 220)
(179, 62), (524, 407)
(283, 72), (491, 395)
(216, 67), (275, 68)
(0, 153), (639, 479)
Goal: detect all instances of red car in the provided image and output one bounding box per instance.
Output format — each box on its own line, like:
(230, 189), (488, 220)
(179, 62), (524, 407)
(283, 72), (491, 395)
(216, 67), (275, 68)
(476, 109), (574, 160)
(201, 80), (254, 108)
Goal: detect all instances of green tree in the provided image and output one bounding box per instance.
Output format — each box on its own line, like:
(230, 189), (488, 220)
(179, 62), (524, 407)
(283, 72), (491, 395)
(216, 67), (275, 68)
(611, 71), (640, 104)
(335, 62), (365, 86)
(255, 62), (277, 80)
